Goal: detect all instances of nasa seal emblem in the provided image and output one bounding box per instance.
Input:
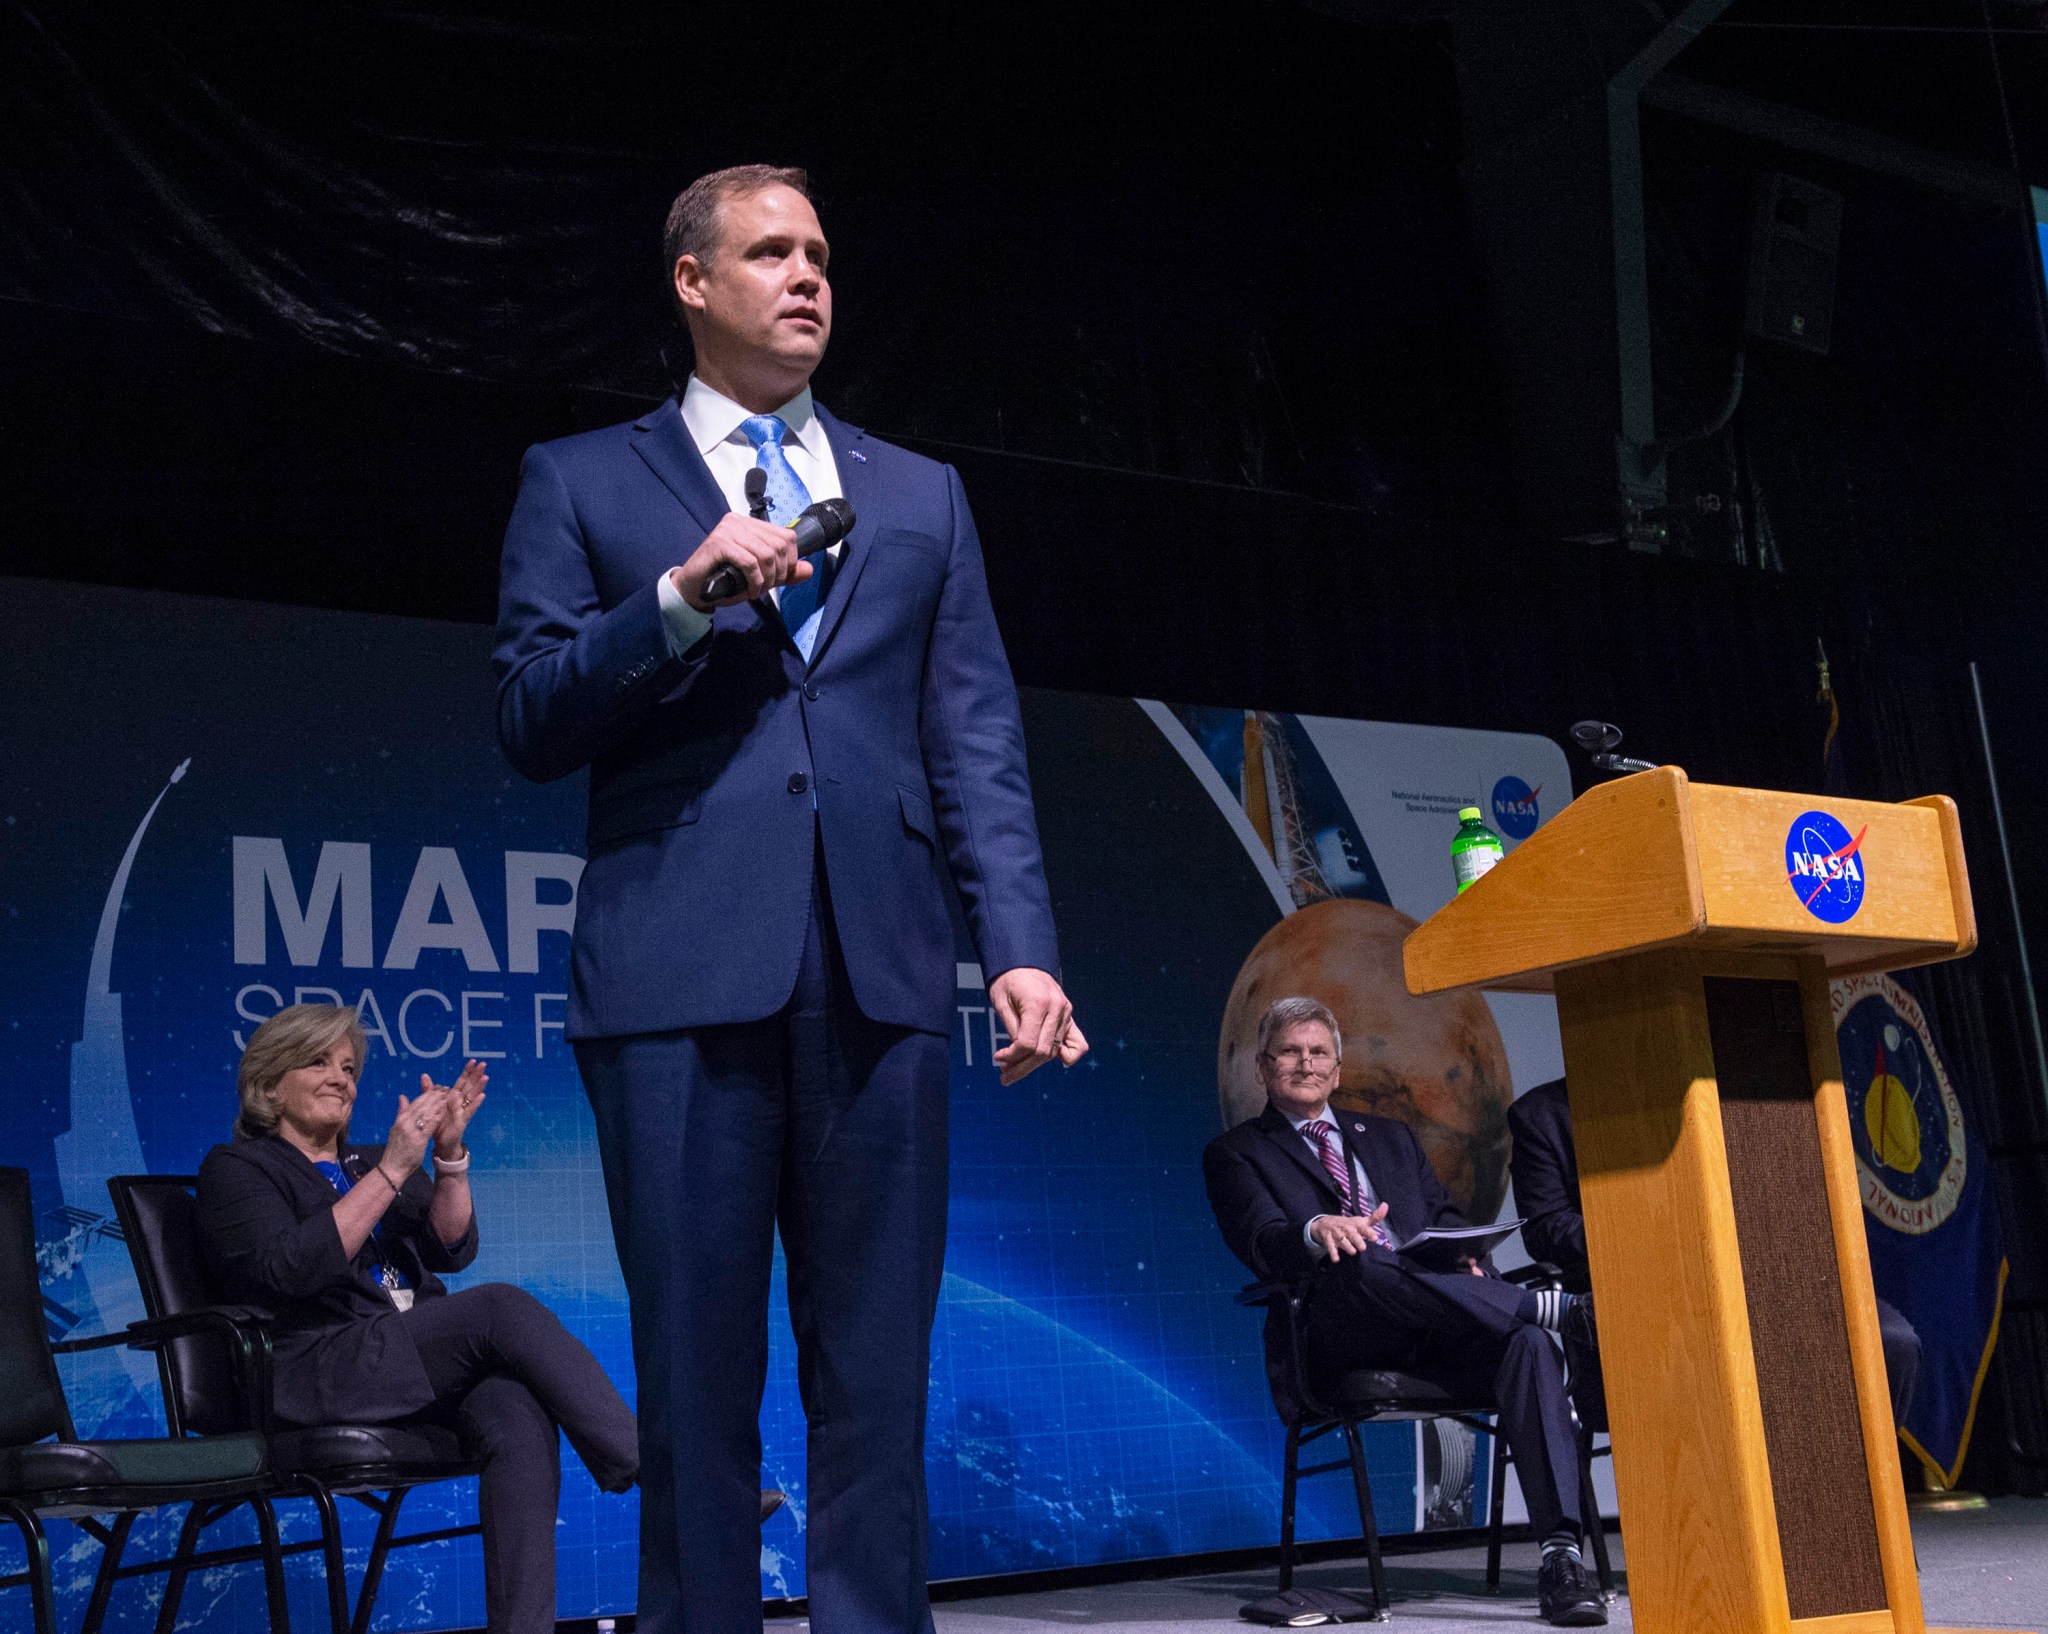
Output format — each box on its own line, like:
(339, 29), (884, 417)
(1831, 971), (1967, 1235)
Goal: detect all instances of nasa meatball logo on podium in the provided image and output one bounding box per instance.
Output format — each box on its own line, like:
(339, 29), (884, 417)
(1786, 808), (1868, 923)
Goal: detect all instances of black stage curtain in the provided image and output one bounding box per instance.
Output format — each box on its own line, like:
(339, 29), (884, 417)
(1, 1), (1502, 523)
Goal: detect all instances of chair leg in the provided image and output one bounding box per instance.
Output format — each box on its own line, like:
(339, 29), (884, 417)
(0, 1499), (56, 1634)
(351, 1489), (407, 1634)
(153, 1502), (212, 1634)
(1278, 1423), (1302, 1592)
(1486, 1419), (1510, 1590)
(300, 1479), (352, 1634)
(1580, 1431), (1615, 1596)
(80, 1511), (136, 1634)
(253, 1496), (292, 1634)
(1339, 1420), (1389, 1620)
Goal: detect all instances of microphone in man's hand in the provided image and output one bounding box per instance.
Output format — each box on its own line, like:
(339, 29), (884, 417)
(701, 497), (857, 604)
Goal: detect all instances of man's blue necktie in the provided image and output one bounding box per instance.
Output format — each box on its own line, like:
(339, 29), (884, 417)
(742, 414), (833, 660)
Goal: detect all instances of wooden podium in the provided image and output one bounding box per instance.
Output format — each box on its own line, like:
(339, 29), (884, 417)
(1404, 768), (1990, 1634)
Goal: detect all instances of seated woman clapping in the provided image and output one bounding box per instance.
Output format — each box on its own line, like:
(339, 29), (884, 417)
(199, 1003), (638, 1634)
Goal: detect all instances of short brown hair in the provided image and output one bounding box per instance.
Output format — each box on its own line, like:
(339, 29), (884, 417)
(235, 1003), (367, 1141)
(663, 164), (811, 279)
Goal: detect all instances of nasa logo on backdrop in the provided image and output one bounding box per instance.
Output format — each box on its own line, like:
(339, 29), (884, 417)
(1785, 808), (1867, 923)
(1489, 776), (1541, 842)
(1831, 972), (1966, 1234)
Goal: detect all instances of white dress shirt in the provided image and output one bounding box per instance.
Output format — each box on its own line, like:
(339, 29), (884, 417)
(1285, 1105), (1390, 1251)
(654, 374), (848, 655)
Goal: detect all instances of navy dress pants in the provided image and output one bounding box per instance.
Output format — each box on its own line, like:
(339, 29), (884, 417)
(577, 863), (950, 1634)
(1305, 1254), (1585, 1539)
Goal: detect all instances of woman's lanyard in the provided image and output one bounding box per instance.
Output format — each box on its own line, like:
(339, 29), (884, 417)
(313, 1160), (415, 1311)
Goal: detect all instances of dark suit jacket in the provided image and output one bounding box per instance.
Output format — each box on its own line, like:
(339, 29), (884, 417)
(1203, 1103), (1473, 1286)
(198, 1136), (478, 1427)
(492, 399), (1060, 1040)
(1205, 1104), (1481, 1417)
(1505, 1078), (1589, 1293)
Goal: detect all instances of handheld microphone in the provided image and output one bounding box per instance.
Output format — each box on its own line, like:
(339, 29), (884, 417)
(701, 496), (857, 604)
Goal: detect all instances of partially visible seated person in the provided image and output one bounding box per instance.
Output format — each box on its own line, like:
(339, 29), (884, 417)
(199, 1003), (639, 1634)
(1204, 997), (1607, 1629)
(1508, 1076), (1922, 1425)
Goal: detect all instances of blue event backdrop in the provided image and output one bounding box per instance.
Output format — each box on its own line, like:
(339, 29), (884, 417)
(0, 578), (1574, 1632)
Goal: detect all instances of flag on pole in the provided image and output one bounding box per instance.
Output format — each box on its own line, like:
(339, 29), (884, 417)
(1819, 644), (2008, 1487)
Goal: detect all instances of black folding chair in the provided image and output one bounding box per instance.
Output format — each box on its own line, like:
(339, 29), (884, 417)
(1239, 1278), (1504, 1620)
(0, 1166), (290, 1634)
(107, 1174), (484, 1634)
(1239, 1263), (1611, 1620)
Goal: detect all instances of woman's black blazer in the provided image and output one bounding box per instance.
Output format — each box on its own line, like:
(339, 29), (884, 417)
(197, 1134), (479, 1427)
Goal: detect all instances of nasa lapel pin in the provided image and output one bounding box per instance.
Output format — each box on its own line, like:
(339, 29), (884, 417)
(1352, 1122), (1365, 1133)
(849, 448), (868, 463)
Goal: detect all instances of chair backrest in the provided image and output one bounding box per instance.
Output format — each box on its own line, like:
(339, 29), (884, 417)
(0, 1167), (76, 1447)
(106, 1175), (245, 1435)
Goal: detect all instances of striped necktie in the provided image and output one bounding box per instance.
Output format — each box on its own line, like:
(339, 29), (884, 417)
(740, 414), (833, 660)
(1300, 1120), (1360, 1217)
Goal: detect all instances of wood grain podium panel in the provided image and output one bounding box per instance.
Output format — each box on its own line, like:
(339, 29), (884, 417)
(1404, 775), (1975, 1001)
(1405, 767), (1706, 996)
(1555, 953), (1791, 1634)
(1705, 978), (1887, 1621)
(1799, 962), (1930, 1634)
(1688, 787), (1958, 952)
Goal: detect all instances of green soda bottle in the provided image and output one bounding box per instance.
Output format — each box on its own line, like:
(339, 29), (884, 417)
(1451, 806), (1506, 894)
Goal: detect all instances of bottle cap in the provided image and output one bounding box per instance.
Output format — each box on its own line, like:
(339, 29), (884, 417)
(1457, 807), (1483, 823)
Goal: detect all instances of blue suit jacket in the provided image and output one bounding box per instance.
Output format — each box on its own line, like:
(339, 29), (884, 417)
(493, 398), (1060, 1039)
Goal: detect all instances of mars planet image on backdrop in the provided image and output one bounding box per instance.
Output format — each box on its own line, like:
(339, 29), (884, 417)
(1217, 898), (1515, 1221)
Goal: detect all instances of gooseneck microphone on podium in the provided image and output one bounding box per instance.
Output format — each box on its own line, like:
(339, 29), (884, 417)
(1570, 719), (1660, 775)
(701, 496), (857, 604)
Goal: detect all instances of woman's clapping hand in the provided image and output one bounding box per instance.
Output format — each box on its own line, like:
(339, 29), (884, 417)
(384, 1060), (488, 1173)
(427, 1060), (487, 1158)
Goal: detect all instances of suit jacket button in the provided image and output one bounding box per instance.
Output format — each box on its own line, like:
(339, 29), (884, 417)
(788, 772), (810, 795)
(804, 682), (820, 701)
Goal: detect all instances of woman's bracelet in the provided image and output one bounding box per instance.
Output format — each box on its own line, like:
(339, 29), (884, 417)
(370, 1165), (405, 1196)
(432, 1147), (471, 1176)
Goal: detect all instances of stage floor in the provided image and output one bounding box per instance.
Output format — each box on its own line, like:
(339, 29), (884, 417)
(783, 1498), (2046, 1634)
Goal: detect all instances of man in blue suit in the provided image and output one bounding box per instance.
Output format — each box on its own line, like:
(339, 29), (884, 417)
(493, 164), (1086, 1634)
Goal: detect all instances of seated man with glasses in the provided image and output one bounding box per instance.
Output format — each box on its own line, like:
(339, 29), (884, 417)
(1203, 996), (1606, 1628)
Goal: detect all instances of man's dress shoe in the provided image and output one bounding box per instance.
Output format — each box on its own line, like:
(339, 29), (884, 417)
(1538, 1551), (1608, 1627)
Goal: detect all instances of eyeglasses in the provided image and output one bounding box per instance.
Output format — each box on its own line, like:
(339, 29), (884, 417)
(1262, 1046), (1336, 1070)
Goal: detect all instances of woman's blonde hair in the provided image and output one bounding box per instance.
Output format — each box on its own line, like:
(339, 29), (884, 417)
(234, 1003), (367, 1141)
